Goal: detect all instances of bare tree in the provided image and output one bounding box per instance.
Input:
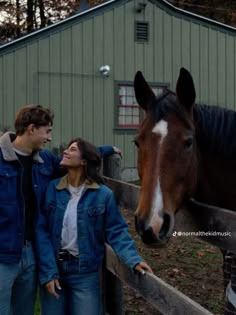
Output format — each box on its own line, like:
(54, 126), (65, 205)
(2, 0), (235, 45)
(26, 0), (34, 32)
(38, 0), (47, 27)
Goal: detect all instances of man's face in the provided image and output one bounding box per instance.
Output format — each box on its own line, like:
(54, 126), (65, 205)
(31, 124), (52, 151)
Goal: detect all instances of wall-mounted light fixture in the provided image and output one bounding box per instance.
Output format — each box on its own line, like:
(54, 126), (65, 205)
(99, 65), (111, 77)
(136, 2), (147, 13)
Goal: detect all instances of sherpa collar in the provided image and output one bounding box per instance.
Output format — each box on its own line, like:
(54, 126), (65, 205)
(56, 175), (99, 190)
(0, 132), (44, 163)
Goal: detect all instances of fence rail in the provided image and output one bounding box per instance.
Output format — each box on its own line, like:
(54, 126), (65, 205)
(105, 245), (213, 315)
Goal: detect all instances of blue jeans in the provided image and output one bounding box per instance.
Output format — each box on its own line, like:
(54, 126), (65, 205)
(0, 243), (37, 315)
(40, 260), (102, 315)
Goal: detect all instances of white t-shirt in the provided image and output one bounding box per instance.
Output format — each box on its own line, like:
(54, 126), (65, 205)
(61, 184), (84, 256)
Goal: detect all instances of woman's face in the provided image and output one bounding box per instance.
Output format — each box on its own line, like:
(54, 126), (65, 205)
(60, 142), (84, 168)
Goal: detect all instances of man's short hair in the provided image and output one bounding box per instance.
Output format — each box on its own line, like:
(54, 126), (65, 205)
(14, 104), (54, 135)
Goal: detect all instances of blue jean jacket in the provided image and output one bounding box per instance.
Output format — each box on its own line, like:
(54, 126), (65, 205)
(0, 131), (115, 264)
(35, 175), (143, 285)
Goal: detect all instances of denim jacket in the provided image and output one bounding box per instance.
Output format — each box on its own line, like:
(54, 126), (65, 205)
(0, 132), (61, 263)
(0, 132), (115, 264)
(35, 175), (143, 285)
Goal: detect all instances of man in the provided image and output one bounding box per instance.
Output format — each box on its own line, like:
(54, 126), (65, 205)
(0, 104), (120, 315)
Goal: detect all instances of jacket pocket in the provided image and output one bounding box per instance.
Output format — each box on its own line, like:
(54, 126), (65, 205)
(0, 168), (18, 201)
(87, 206), (105, 217)
(37, 166), (54, 190)
(39, 166), (53, 176)
(0, 168), (17, 176)
(87, 206), (105, 239)
(0, 204), (20, 251)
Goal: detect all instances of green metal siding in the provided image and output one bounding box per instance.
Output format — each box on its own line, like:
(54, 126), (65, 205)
(113, 5), (125, 162)
(199, 26), (209, 103)
(226, 36), (235, 108)
(208, 29), (218, 105)
(93, 15), (104, 146)
(15, 48), (27, 108)
(103, 10), (115, 147)
(154, 8), (164, 81)
(1, 0), (236, 172)
(3, 53), (15, 128)
(61, 28), (73, 144)
(49, 33), (61, 146)
(71, 24), (83, 141)
(190, 23), (200, 98)
(172, 16), (182, 84)
(27, 43), (39, 104)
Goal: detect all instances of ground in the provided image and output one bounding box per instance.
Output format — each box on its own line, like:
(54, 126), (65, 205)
(121, 208), (225, 315)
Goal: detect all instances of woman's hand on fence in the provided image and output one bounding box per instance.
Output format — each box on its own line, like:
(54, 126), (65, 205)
(45, 278), (62, 299)
(134, 261), (153, 275)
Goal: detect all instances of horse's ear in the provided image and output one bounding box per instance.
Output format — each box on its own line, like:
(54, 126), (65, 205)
(176, 68), (196, 110)
(134, 71), (155, 111)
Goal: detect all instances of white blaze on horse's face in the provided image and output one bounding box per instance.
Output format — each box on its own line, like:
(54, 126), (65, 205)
(134, 68), (197, 244)
(152, 120), (168, 141)
(149, 179), (164, 235)
(148, 120), (168, 235)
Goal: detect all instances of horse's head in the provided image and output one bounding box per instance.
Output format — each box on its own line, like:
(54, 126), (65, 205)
(134, 68), (198, 245)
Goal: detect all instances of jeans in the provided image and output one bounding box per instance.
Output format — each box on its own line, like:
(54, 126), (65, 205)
(40, 259), (102, 315)
(0, 243), (37, 315)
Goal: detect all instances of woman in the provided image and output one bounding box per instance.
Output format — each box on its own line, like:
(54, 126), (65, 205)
(35, 138), (152, 315)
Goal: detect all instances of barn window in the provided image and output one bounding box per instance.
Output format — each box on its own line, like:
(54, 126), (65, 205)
(135, 21), (149, 42)
(115, 82), (168, 130)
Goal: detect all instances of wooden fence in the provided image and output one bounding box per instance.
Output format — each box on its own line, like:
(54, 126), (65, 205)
(102, 155), (236, 315)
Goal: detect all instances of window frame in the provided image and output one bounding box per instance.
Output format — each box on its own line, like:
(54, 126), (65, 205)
(114, 80), (169, 132)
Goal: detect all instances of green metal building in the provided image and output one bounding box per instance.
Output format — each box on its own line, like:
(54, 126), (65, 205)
(0, 0), (236, 180)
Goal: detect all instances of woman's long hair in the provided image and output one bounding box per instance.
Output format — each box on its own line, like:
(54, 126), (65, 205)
(67, 138), (104, 184)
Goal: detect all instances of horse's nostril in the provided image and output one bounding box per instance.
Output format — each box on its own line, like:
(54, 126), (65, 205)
(159, 213), (171, 240)
(141, 227), (157, 244)
(135, 216), (158, 244)
(135, 215), (171, 245)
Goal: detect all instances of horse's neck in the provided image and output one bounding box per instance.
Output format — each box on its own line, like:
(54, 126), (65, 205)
(195, 155), (236, 211)
(194, 104), (236, 158)
(194, 105), (236, 211)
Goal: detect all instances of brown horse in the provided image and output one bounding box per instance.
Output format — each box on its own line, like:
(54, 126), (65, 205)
(134, 67), (236, 245)
(134, 67), (236, 314)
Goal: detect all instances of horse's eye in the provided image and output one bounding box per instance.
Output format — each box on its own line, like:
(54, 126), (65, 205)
(133, 139), (139, 148)
(184, 137), (193, 150)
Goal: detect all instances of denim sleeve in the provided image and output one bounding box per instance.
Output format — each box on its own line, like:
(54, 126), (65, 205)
(50, 153), (66, 178)
(104, 190), (143, 270)
(96, 146), (114, 158)
(43, 150), (66, 178)
(35, 182), (59, 285)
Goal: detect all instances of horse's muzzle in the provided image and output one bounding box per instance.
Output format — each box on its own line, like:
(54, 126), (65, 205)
(135, 216), (166, 246)
(135, 213), (172, 246)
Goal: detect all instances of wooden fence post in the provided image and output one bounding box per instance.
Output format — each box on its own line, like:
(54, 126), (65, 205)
(103, 154), (123, 315)
(103, 154), (122, 180)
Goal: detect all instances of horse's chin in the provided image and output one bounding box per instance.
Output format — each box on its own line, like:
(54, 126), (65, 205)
(141, 237), (169, 248)
(140, 226), (171, 247)
(135, 213), (174, 246)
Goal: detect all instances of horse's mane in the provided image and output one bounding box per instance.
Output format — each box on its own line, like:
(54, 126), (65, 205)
(194, 104), (236, 158)
(151, 91), (236, 158)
